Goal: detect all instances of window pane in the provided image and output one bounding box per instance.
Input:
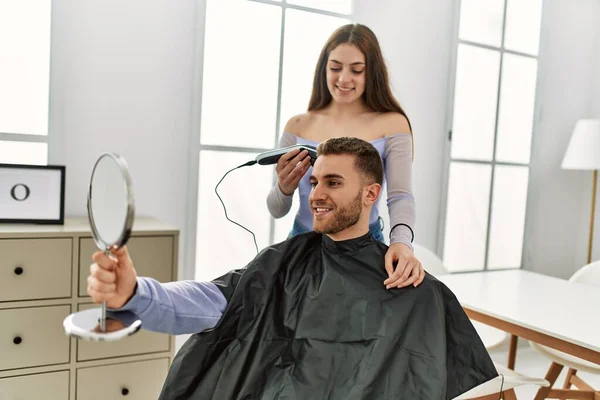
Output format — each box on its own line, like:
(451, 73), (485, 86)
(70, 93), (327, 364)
(0, 0), (51, 135)
(443, 162), (491, 272)
(458, 0), (505, 47)
(0, 141), (47, 165)
(503, 0), (543, 56)
(200, 0), (281, 149)
(279, 9), (349, 135)
(488, 165), (529, 269)
(496, 54), (538, 163)
(195, 150), (273, 282)
(287, 0), (352, 15)
(451, 44), (500, 161)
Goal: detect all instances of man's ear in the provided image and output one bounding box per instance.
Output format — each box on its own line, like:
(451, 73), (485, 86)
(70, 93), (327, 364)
(364, 183), (381, 206)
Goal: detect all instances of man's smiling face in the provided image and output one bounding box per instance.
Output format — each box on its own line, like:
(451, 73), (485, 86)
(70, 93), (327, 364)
(309, 153), (365, 236)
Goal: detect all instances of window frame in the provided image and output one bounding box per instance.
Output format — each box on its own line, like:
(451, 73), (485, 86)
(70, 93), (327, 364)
(0, 0), (53, 165)
(0, 133), (49, 153)
(437, 0), (543, 272)
(182, 0), (354, 280)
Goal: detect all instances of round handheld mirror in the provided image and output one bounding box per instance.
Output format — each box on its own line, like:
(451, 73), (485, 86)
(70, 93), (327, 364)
(63, 153), (141, 341)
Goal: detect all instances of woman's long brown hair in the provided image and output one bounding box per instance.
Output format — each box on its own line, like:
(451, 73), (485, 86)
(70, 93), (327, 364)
(307, 23), (412, 134)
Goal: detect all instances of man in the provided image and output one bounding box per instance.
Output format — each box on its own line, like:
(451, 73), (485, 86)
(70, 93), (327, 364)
(88, 137), (497, 399)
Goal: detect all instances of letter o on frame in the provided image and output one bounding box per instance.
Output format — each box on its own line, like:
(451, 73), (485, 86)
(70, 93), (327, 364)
(10, 184), (30, 201)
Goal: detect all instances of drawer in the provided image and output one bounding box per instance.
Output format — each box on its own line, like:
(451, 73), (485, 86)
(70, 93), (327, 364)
(79, 236), (173, 297)
(0, 370), (69, 400)
(0, 306), (71, 371)
(77, 303), (170, 361)
(0, 238), (72, 302)
(77, 358), (169, 400)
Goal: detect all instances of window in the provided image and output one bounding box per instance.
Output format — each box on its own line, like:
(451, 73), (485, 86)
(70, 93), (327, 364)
(0, 0), (52, 165)
(194, 0), (351, 281)
(440, 0), (543, 272)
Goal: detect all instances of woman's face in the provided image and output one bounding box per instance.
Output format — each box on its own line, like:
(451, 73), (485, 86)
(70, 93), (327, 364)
(326, 43), (366, 105)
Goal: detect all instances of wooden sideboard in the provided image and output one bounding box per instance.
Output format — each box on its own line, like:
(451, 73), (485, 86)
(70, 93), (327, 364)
(0, 217), (179, 400)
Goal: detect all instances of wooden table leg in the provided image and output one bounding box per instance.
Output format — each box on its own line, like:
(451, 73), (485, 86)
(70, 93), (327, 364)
(503, 388), (517, 400)
(564, 368), (577, 389)
(534, 362), (564, 400)
(508, 334), (518, 369)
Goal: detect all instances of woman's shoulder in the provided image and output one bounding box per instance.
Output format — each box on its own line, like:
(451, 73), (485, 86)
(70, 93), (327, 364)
(372, 112), (412, 137)
(283, 113), (316, 138)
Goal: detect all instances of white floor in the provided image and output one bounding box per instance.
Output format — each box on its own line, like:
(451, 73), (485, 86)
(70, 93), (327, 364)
(489, 339), (600, 398)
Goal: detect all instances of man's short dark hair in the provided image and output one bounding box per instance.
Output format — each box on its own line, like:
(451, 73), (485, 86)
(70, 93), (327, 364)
(317, 137), (384, 185)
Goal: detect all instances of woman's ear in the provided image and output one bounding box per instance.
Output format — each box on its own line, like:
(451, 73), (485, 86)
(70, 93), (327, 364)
(364, 183), (381, 206)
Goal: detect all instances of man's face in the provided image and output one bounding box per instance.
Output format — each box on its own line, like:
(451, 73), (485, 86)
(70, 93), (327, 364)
(309, 154), (371, 236)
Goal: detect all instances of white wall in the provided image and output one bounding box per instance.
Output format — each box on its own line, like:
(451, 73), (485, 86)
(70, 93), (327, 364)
(48, 0), (198, 277)
(354, 0), (455, 252)
(593, 5), (600, 267)
(355, 0), (600, 278)
(587, 0), (600, 266)
(48, 0), (453, 277)
(594, 3), (600, 119)
(522, 0), (600, 278)
(48, 0), (600, 286)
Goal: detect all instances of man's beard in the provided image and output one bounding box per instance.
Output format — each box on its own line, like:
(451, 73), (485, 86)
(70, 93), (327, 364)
(313, 190), (363, 235)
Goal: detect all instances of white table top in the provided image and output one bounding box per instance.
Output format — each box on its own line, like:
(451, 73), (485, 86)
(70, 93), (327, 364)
(438, 269), (600, 354)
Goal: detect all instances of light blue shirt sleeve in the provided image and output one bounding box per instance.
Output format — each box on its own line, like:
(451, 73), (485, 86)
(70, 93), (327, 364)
(109, 277), (228, 335)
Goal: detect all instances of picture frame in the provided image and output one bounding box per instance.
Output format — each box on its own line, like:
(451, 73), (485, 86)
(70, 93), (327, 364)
(0, 163), (66, 224)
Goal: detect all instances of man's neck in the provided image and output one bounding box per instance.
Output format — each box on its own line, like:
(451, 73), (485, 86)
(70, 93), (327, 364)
(326, 222), (370, 242)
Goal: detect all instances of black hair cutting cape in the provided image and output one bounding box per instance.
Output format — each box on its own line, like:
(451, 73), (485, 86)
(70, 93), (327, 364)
(159, 232), (498, 400)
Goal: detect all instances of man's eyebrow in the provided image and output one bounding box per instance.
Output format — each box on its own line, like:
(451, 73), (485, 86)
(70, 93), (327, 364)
(329, 59), (365, 66)
(324, 174), (345, 180)
(309, 174), (345, 181)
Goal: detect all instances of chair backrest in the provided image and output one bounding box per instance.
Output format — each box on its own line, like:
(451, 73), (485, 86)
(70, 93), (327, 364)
(413, 243), (448, 276)
(570, 259), (600, 287)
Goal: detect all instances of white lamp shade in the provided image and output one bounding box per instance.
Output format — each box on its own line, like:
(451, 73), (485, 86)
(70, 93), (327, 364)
(562, 119), (600, 170)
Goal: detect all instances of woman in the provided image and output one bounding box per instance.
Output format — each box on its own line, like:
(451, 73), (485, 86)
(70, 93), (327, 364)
(266, 23), (423, 289)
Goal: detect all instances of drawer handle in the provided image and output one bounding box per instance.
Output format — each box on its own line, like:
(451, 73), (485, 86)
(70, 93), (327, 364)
(13, 336), (22, 345)
(14, 266), (24, 275)
(121, 388), (129, 396)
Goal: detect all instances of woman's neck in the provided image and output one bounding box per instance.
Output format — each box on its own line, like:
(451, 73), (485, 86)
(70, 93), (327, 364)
(324, 99), (370, 119)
